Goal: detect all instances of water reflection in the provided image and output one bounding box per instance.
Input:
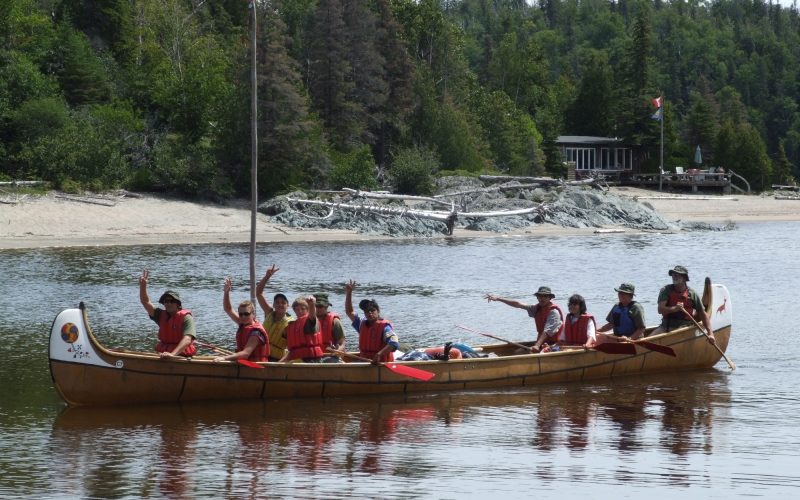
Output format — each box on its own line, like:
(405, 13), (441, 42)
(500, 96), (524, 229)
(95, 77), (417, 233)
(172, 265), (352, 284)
(49, 371), (730, 496)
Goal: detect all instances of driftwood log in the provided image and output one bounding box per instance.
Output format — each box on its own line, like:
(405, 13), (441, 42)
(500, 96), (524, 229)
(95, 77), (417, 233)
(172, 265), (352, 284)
(286, 195), (548, 235)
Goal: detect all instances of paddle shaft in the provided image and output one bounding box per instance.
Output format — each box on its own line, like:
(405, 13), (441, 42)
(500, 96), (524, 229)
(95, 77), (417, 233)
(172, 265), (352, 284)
(327, 348), (435, 381)
(683, 311), (736, 370)
(456, 325), (532, 351)
(196, 341), (234, 356)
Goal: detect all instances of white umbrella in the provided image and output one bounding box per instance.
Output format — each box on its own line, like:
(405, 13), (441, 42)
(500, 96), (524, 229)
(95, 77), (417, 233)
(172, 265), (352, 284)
(694, 145), (702, 165)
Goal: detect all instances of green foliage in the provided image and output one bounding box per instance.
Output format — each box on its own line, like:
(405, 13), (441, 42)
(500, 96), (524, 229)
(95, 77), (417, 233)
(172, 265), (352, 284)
(390, 145), (439, 195)
(470, 89), (544, 176)
(329, 145), (379, 190)
(150, 134), (233, 199)
(10, 97), (68, 142)
(3, 0), (800, 195)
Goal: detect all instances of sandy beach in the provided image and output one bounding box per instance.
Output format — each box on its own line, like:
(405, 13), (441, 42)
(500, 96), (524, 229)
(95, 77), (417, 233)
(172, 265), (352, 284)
(1, 188), (798, 249)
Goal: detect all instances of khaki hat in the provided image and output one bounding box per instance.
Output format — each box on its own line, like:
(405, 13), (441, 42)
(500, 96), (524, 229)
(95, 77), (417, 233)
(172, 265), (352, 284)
(614, 283), (635, 295)
(158, 290), (181, 305)
(668, 265), (690, 281)
(534, 286), (555, 298)
(314, 293), (331, 307)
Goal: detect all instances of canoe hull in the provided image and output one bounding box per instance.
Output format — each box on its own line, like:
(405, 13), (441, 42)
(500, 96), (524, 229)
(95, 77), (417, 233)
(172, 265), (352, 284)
(49, 282), (733, 407)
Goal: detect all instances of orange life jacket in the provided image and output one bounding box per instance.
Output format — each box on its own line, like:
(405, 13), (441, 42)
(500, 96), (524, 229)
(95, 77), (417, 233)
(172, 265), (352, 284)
(156, 309), (196, 356)
(562, 314), (595, 344)
(318, 311), (341, 348)
(665, 287), (695, 329)
(534, 303), (564, 340)
(358, 319), (394, 362)
(236, 321), (269, 362)
(286, 314), (324, 360)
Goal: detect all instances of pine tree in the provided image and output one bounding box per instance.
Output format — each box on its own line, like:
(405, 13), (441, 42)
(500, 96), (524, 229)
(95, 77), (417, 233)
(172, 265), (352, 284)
(306, 0), (362, 150)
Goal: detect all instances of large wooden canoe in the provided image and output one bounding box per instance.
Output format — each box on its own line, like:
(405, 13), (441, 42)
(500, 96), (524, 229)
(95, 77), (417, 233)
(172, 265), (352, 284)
(49, 279), (732, 407)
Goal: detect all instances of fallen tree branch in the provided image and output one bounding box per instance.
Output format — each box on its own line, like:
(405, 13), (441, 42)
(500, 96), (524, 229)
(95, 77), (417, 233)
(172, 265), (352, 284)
(343, 188), (454, 208)
(55, 194), (117, 207)
(478, 175), (563, 185)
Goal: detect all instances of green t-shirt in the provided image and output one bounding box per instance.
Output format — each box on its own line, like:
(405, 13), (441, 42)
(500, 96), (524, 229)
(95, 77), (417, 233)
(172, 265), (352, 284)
(657, 284), (703, 330)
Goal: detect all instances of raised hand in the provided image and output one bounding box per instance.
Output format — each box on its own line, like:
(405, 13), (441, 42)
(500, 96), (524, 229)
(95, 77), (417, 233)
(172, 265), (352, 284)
(484, 293), (498, 302)
(139, 269), (149, 286)
(264, 264), (279, 280)
(345, 279), (357, 292)
(224, 277), (233, 293)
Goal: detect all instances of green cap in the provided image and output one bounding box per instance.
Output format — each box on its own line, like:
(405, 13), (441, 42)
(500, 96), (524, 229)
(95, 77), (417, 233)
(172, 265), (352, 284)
(314, 293), (330, 307)
(534, 286), (555, 298)
(615, 283), (635, 295)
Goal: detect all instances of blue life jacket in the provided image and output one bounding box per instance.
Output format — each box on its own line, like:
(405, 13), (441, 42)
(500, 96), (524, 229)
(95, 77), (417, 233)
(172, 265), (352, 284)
(611, 302), (638, 336)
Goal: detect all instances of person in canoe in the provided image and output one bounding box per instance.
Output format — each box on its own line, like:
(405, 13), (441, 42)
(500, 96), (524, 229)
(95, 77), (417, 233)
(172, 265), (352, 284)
(560, 294), (597, 349)
(255, 264), (293, 362)
(138, 269), (197, 358)
(484, 286), (564, 353)
(279, 296), (324, 363)
(213, 278), (269, 364)
(650, 266), (715, 343)
(596, 283), (646, 342)
(344, 280), (400, 364)
(314, 293), (346, 361)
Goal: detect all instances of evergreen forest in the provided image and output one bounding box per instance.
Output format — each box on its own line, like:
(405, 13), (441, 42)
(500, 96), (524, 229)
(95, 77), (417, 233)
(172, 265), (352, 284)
(1, 0), (799, 198)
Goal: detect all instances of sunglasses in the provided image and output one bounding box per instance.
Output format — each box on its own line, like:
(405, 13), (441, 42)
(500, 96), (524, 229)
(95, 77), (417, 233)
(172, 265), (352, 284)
(163, 299), (178, 304)
(364, 308), (377, 313)
(238, 311), (252, 316)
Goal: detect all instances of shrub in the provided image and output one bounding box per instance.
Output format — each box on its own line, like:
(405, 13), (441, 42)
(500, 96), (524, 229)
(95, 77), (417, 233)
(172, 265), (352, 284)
(329, 145), (379, 190)
(390, 146), (439, 195)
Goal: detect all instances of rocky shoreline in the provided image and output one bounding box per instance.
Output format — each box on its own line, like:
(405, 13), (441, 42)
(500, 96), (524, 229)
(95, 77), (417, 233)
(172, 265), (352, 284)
(261, 176), (726, 238)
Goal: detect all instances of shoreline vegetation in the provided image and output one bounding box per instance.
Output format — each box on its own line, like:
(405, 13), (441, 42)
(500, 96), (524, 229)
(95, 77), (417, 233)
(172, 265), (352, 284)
(3, 178), (799, 250)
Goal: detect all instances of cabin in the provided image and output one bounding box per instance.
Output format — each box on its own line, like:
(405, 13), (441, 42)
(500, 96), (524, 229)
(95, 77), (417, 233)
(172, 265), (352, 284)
(556, 135), (737, 193)
(556, 136), (642, 179)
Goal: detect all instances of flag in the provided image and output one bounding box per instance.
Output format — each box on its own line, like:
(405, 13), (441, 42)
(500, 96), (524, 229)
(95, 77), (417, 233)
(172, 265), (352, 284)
(651, 108), (662, 121)
(652, 96), (662, 108)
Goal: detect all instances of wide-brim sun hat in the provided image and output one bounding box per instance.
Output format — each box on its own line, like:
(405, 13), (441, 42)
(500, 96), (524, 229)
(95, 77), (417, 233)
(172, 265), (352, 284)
(534, 286), (555, 298)
(158, 290), (181, 305)
(668, 265), (690, 281)
(614, 283), (636, 295)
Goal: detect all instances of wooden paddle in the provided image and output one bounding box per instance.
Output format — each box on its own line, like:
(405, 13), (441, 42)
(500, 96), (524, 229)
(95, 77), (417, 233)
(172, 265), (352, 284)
(630, 339), (676, 357)
(455, 324), (535, 351)
(593, 342), (637, 355)
(196, 341), (264, 369)
(456, 324), (637, 355)
(682, 310), (736, 370)
(326, 348), (435, 382)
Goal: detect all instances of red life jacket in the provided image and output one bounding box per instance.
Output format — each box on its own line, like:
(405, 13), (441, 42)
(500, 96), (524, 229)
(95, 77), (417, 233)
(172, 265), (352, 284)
(533, 303), (564, 340)
(156, 309), (196, 356)
(359, 319), (394, 362)
(236, 321), (269, 362)
(286, 314), (324, 360)
(563, 314), (595, 344)
(666, 287), (695, 328)
(318, 311), (341, 348)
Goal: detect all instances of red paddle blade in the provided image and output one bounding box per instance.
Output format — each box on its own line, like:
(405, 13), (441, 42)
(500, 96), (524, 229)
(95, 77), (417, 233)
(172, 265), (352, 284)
(237, 359), (264, 369)
(594, 343), (637, 355)
(635, 341), (677, 357)
(384, 363), (435, 381)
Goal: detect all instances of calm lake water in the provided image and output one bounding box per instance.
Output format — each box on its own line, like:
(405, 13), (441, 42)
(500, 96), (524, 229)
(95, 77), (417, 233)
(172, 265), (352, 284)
(2, 223), (800, 498)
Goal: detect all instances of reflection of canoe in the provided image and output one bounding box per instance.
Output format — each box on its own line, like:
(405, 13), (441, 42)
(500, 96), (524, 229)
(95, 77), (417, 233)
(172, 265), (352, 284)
(49, 279), (733, 407)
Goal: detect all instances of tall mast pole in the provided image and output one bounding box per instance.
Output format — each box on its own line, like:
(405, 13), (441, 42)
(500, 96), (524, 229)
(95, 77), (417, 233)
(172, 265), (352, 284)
(249, 1), (258, 303)
(658, 94), (664, 191)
